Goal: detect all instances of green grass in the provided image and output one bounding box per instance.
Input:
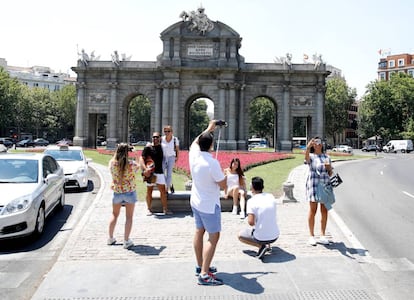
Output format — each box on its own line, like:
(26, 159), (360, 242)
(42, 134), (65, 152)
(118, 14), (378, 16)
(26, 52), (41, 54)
(8, 147), (366, 201)
(82, 149), (370, 201)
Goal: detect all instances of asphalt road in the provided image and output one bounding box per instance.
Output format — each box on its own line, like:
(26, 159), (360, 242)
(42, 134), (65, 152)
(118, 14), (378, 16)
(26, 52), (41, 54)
(0, 168), (100, 300)
(334, 152), (414, 261)
(333, 152), (414, 298)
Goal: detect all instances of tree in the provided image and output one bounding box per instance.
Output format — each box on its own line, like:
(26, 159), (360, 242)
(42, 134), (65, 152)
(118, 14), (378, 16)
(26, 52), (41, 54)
(325, 78), (356, 145)
(0, 68), (23, 136)
(359, 73), (414, 141)
(52, 85), (77, 140)
(249, 97), (274, 140)
(189, 99), (209, 142)
(129, 95), (151, 141)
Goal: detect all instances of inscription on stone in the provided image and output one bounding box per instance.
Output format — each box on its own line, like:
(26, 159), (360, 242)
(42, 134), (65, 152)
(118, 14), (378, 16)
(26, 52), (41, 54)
(187, 43), (214, 57)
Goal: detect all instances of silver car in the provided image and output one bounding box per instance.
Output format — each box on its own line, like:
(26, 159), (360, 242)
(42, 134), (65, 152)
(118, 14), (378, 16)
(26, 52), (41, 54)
(44, 145), (91, 190)
(0, 153), (65, 239)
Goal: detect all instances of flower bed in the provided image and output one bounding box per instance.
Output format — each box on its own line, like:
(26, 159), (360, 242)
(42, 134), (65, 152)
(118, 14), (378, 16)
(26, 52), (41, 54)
(96, 148), (293, 177)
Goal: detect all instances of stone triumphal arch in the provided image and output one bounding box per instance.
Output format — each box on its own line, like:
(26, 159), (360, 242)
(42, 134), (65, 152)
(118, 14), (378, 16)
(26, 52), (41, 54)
(72, 7), (330, 151)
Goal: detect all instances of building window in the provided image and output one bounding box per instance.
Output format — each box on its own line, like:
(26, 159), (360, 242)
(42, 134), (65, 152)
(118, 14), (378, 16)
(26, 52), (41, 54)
(379, 72), (386, 80)
(408, 69), (414, 78)
(388, 60), (395, 68)
(398, 59), (405, 67)
(389, 71), (396, 78)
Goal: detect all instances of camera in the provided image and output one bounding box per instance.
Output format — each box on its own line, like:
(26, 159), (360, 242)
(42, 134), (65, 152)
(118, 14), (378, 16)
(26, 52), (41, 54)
(215, 120), (228, 127)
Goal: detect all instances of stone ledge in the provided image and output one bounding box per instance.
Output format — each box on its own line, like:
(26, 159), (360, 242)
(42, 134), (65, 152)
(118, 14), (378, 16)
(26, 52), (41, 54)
(149, 191), (251, 213)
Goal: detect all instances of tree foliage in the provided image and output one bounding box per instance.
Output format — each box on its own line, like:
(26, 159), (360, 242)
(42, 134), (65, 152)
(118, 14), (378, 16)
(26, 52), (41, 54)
(0, 68), (77, 140)
(249, 97), (274, 140)
(0, 68), (22, 133)
(129, 95), (151, 141)
(189, 99), (209, 142)
(359, 73), (414, 141)
(325, 77), (356, 145)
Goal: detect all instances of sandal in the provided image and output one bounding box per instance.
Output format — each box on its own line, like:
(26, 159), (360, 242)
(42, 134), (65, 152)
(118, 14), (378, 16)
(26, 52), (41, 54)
(163, 209), (173, 215)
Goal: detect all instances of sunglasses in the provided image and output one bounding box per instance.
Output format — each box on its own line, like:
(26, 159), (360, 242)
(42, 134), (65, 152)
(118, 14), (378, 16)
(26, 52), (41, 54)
(152, 136), (160, 139)
(164, 130), (171, 133)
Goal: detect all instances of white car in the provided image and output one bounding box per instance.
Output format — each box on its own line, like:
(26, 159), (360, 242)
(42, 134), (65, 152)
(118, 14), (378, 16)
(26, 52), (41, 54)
(332, 145), (353, 153)
(44, 145), (91, 190)
(0, 153), (65, 239)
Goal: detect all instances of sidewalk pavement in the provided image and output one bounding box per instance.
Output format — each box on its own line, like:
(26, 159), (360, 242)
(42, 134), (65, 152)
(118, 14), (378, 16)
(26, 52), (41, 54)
(31, 162), (385, 300)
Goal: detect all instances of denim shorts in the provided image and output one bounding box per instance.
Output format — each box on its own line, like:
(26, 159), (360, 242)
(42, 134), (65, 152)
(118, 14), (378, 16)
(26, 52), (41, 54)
(192, 204), (221, 233)
(112, 191), (137, 204)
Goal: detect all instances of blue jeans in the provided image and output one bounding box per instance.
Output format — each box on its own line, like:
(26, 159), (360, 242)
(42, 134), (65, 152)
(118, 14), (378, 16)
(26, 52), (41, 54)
(163, 155), (175, 189)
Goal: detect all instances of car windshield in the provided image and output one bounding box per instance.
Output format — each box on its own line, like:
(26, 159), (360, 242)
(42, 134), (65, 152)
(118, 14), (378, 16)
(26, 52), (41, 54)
(45, 149), (82, 161)
(0, 159), (38, 183)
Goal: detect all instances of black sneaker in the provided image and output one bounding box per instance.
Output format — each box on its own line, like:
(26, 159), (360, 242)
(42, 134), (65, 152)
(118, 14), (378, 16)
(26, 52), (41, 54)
(256, 244), (267, 259)
(197, 273), (223, 286)
(195, 266), (217, 276)
(266, 244), (272, 253)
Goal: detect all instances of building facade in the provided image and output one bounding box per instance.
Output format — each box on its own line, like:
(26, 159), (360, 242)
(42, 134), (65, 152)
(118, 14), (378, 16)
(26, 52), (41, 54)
(72, 8), (330, 151)
(378, 53), (414, 81)
(0, 58), (75, 91)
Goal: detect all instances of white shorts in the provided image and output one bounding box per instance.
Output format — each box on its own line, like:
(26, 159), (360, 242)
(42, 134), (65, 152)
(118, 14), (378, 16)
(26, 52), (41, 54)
(146, 173), (166, 186)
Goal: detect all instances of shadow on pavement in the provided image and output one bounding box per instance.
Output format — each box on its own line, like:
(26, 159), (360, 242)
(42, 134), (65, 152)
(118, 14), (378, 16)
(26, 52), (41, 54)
(219, 271), (276, 294)
(323, 241), (369, 259)
(242, 246), (296, 263)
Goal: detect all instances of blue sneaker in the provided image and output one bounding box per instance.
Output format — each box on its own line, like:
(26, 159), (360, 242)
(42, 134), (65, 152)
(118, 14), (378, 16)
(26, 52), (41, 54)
(197, 273), (223, 286)
(195, 266), (217, 276)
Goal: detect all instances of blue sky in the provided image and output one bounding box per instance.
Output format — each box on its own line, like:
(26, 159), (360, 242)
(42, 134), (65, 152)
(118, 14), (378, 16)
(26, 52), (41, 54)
(2, 0), (412, 98)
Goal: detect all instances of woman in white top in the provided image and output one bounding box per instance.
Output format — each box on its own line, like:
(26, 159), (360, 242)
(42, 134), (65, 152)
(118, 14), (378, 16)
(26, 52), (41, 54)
(224, 158), (247, 218)
(161, 125), (179, 193)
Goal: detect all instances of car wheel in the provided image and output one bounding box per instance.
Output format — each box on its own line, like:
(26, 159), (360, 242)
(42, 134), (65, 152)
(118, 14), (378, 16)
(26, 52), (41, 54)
(401, 149), (406, 153)
(33, 205), (46, 237)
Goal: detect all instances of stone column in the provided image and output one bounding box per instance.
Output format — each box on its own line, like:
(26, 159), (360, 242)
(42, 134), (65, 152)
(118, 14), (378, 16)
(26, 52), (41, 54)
(227, 83), (237, 150)
(172, 83), (179, 133)
(238, 84), (246, 150)
(73, 82), (87, 146)
(279, 84), (292, 151)
(218, 84), (226, 123)
(162, 82), (169, 130)
(106, 81), (118, 149)
(154, 84), (161, 133)
(316, 85), (325, 138)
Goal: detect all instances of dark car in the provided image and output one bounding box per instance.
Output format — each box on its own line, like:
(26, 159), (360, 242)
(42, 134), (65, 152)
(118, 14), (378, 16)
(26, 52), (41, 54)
(34, 138), (50, 146)
(0, 138), (14, 148)
(362, 144), (381, 152)
(16, 139), (35, 147)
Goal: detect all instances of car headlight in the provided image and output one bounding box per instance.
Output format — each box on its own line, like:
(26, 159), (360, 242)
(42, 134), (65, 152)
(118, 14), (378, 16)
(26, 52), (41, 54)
(76, 166), (87, 174)
(2, 196), (32, 215)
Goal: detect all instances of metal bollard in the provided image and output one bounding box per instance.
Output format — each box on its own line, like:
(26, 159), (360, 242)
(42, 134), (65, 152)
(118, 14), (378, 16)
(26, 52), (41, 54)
(282, 181), (297, 203)
(185, 180), (192, 191)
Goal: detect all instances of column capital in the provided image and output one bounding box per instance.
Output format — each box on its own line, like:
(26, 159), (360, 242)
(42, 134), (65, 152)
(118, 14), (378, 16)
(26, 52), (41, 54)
(76, 82), (86, 88)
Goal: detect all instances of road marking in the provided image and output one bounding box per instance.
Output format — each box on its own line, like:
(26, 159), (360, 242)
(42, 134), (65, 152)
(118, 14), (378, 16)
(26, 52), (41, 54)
(330, 209), (372, 261)
(402, 191), (414, 199)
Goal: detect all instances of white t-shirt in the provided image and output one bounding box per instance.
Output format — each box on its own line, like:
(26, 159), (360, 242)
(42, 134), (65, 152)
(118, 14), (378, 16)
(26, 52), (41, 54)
(161, 136), (179, 157)
(247, 193), (280, 241)
(189, 143), (224, 213)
